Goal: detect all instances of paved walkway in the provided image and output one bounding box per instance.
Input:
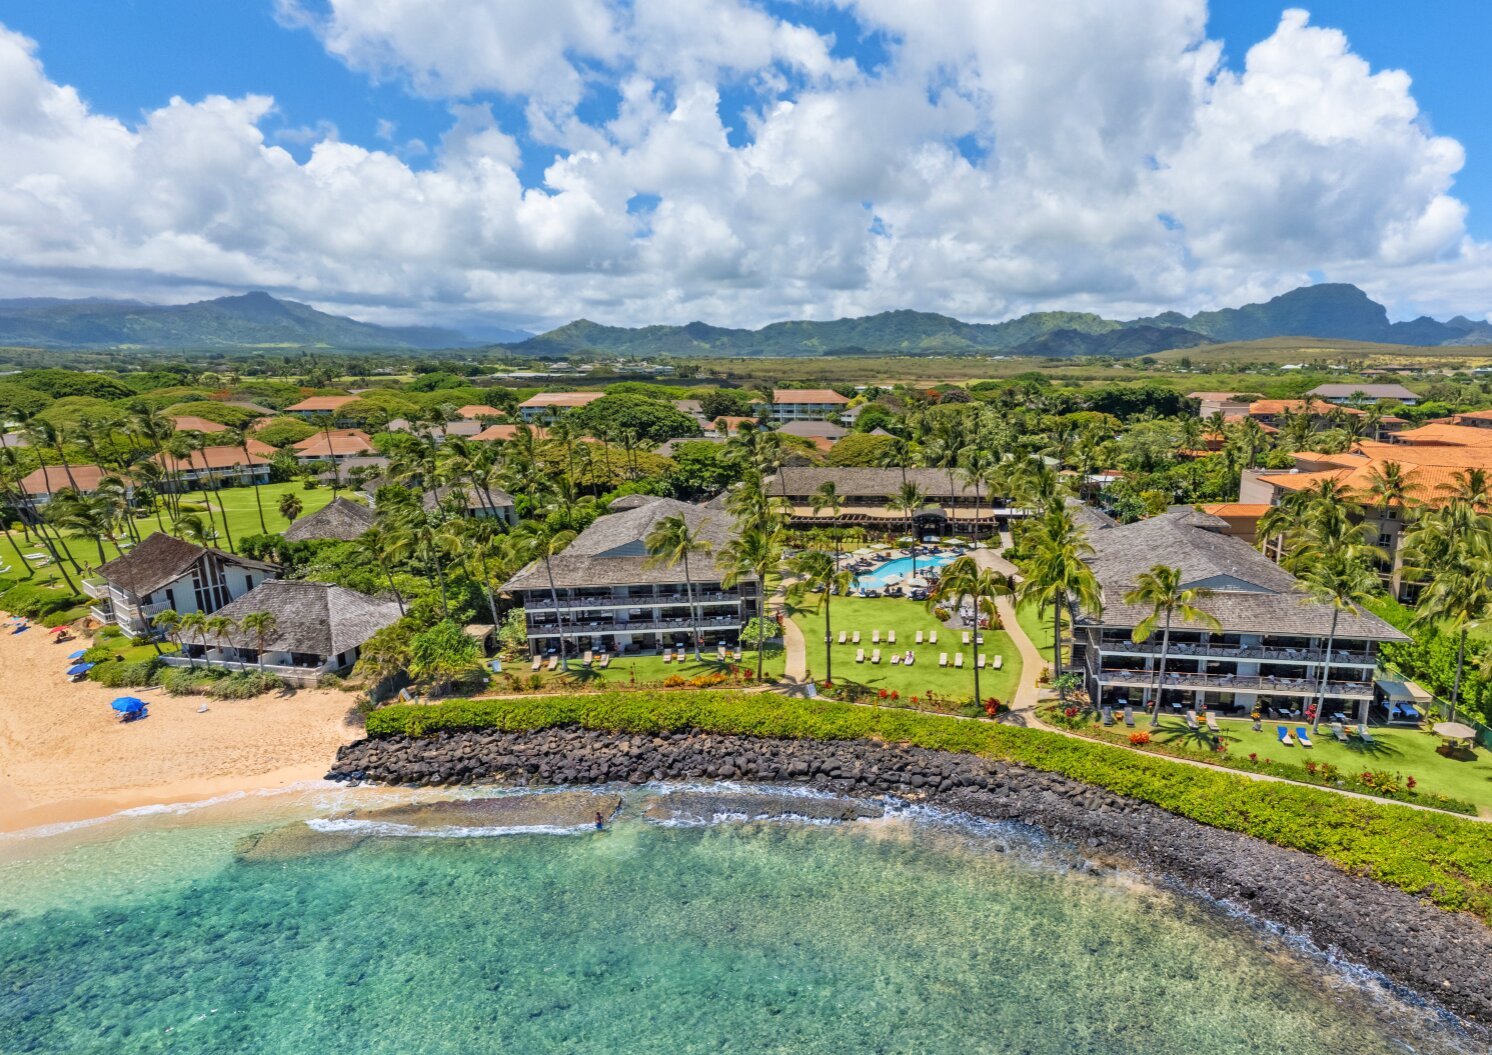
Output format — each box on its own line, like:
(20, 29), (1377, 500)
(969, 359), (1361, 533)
(972, 546), (1050, 727)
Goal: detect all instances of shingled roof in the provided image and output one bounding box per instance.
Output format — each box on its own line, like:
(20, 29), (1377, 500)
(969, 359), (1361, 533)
(96, 532), (276, 597)
(1081, 509), (1405, 640)
(502, 497), (741, 591)
(766, 466), (980, 499)
(202, 580), (402, 657)
(281, 497), (376, 542)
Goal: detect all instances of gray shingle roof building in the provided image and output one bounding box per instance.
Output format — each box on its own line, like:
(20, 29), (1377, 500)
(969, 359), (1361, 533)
(282, 497), (376, 542)
(202, 579), (402, 658)
(97, 532), (276, 598)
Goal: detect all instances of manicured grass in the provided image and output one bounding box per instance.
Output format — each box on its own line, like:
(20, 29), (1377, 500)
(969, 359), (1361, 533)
(1015, 600), (1062, 665)
(499, 648), (786, 689)
(4, 481), (339, 584)
(365, 690), (1492, 924)
(792, 595), (1020, 706)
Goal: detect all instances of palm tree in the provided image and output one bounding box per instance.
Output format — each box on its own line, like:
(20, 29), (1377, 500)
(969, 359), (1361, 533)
(929, 555), (1013, 708)
(356, 524), (406, 614)
(238, 611), (279, 672)
(810, 482), (843, 562)
(178, 611), (209, 667)
(895, 481), (925, 571)
(1401, 501), (1492, 721)
(152, 608), (181, 662)
(1359, 461), (1420, 522)
(530, 528), (579, 670)
(1123, 564), (1222, 725)
(205, 614), (237, 664)
(789, 548), (853, 684)
(1296, 531), (1385, 732)
(717, 523), (783, 682)
(311, 412), (341, 496)
(278, 492), (303, 525)
(1014, 506), (1101, 697)
(644, 513), (714, 660)
(228, 421), (269, 534)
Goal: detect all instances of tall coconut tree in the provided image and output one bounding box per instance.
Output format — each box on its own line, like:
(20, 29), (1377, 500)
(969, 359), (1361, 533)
(928, 555), (1013, 708)
(895, 481), (926, 570)
(238, 611), (279, 672)
(810, 482), (843, 564)
(1014, 505), (1101, 698)
(644, 513), (714, 661)
(152, 608), (182, 663)
(789, 548), (853, 684)
(278, 491), (303, 525)
(717, 523), (784, 682)
(1123, 564), (1221, 725)
(355, 524), (406, 615)
(228, 421), (269, 534)
(1295, 527), (1385, 732)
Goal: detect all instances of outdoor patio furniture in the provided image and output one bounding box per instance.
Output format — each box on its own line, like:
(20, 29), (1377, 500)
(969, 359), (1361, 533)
(1185, 710), (1199, 730)
(1101, 706), (1114, 726)
(915, 630), (923, 644)
(962, 631), (971, 645)
(1277, 725), (1293, 746)
(888, 630), (896, 644)
(734, 649), (743, 661)
(890, 654), (901, 665)
(547, 656), (558, 671)
(905, 651), (915, 665)
(954, 653), (964, 668)
(871, 649), (881, 664)
(977, 654), (986, 669)
(873, 630), (881, 643)
(939, 652), (948, 667)
(856, 648), (865, 663)
(598, 653), (611, 668)
(838, 631), (847, 644)
(1296, 726), (1314, 748)
(662, 650), (673, 663)
(583, 650), (593, 666)
(852, 631), (861, 644)
(1205, 711), (1220, 732)
(929, 630), (937, 644)
(992, 656), (1002, 669)
(1356, 723), (1376, 743)
(1331, 721), (1350, 742)
(1123, 708), (1136, 727)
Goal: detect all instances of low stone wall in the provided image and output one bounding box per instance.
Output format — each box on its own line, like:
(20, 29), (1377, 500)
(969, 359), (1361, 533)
(329, 726), (1492, 1030)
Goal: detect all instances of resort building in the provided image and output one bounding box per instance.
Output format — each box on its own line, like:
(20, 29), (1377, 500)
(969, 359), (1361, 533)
(167, 415), (230, 434)
(1073, 508), (1407, 723)
(292, 428), (376, 464)
(501, 496), (754, 657)
(763, 467), (1026, 537)
(777, 419), (848, 451)
(762, 388), (851, 422)
(86, 532), (276, 635)
(283, 395), (360, 421)
(281, 496), (376, 542)
(472, 423), (548, 442)
(454, 404), (502, 420)
(1307, 382), (1419, 405)
(386, 418), (484, 441)
(1187, 392), (1252, 419)
(164, 579), (402, 685)
(517, 392), (604, 421)
(17, 465), (125, 506)
(151, 443), (273, 491)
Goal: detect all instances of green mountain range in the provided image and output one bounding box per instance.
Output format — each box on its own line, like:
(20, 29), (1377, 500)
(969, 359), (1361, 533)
(510, 283), (1492, 358)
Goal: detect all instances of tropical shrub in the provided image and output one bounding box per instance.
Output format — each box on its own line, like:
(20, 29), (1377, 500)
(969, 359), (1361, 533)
(88, 659), (160, 688)
(0, 584), (84, 620)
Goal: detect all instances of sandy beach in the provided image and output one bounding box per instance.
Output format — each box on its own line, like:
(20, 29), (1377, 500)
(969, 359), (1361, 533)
(0, 617), (359, 833)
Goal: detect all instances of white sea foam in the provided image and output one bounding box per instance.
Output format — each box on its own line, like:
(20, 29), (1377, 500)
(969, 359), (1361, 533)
(305, 817), (597, 839)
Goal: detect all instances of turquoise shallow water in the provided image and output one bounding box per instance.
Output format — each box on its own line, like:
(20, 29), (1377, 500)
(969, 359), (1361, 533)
(0, 786), (1474, 1054)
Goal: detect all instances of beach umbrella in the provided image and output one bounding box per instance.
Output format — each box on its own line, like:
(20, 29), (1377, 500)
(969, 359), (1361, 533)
(66, 663), (95, 676)
(1433, 721), (1477, 741)
(897, 536), (917, 544)
(110, 696), (147, 714)
(67, 649), (88, 659)
(47, 626), (67, 635)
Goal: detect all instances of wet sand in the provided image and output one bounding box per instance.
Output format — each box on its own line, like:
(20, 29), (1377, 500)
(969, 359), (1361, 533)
(0, 616), (358, 832)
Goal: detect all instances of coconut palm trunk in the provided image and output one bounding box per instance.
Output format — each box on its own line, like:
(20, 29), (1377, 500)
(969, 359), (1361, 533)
(1148, 611), (1174, 725)
(542, 554), (572, 671)
(1311, 608), (1340, 734)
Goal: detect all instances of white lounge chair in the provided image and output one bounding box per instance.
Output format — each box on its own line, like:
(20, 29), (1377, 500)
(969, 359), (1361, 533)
(531, 656), (542, 671)
(1101, 706), (1114, 726)
(718, 643), (728, 659)
(583, 650), (593, 666)
(1331, 721), (1350, 743)
(954, 653), (964, 668)
(662, 650), (673, 663)
(852, 631), (861, 644)
(1205, 711), (1220, 733)
(890, 654), (901, 665)
(929, 630), (938, 644)
(887, 630), (896, 644)
(598, 653), (611, 668)
(547, 656), (558, 671)
(992, 655), (1003, 670)
(838, 630), (847, 644)
(961, 631), (971, 645)
(905, 651), (915, 666)
(734, 649), (743, 662)
(1123, 707), (1136, 727)
(1185, 710), (1199, 730)
(976, 634), (985, 645)
(915, 630), (924, 644)
(1356, 723), (1376, 744)
(872, 630), (881, 644)
(977, 654), (986, 669)
(871, 649), (881, 664)
(938, 652), (948, 667)
(856, 648), (865, 663)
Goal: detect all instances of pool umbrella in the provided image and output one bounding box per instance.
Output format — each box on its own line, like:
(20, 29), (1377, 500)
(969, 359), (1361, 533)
(110, 696), (147, 714)
(67, 649), (88, 659)
(1433, 721), (1477, 741)
(897, 536), (917, 544)
(66, 663), (95, 676)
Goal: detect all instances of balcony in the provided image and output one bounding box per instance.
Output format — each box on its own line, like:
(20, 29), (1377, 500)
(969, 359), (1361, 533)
(525, 590), (746, 611)
(1094, 639), (1377, 668)
(81, 577), (107, 600)
(527, 615), (746, 638)
(88, 604), (112, 624)
(160, 652), (331, 685)
(1093, 668), (1375, 700)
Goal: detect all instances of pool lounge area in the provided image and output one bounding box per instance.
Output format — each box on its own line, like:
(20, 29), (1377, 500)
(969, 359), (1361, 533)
(852, 551), (959, 592)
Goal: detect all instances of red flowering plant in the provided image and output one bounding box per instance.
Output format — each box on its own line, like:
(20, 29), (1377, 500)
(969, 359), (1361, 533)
(1128, 731), (1151, 746)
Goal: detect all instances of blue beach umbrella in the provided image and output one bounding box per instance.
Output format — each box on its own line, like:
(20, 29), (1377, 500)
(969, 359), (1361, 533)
(68, 649), (88, 659)
(110, 696), (147, 714)
(66, 663), (95, 676)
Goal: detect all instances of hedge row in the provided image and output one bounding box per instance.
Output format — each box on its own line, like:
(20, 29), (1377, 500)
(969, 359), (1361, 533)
(367, 691), (1492, 924)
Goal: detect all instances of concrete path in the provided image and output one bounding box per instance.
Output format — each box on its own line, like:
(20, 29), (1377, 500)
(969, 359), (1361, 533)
(781, 605), (808, 683)
(972, 547), (1050, 726)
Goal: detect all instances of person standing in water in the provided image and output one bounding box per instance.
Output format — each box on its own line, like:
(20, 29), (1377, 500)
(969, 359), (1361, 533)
(595, 811), (605, 830)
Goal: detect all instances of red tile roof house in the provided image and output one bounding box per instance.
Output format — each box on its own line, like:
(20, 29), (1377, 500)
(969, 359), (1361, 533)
(292, 428), (377, 463)
(763, 388), (851, 421)
(18, 465), (131, 507)
(283, 395), (361, 422)
(472, 423), (550, 442)
(150, 443), (275, 491)
(517, 391), (605, 422)
(167, 415), (230, 434)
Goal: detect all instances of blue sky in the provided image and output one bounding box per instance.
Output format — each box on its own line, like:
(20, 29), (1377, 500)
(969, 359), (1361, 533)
(0, 2), (1488, 328)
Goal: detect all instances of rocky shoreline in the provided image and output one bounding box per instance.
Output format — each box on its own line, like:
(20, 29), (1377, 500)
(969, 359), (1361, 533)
(329, 726), (1492, 1031)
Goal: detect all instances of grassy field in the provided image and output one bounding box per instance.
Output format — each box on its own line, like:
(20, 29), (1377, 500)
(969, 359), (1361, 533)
(792, 594), (1020, 706)
(1015, 600), (1062, 665)
(4, 480), (339, 585)
(487, 647), (786, 692)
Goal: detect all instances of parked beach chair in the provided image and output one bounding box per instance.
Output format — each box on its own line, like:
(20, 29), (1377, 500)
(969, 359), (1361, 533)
(1331, 721), (1350, 743)
(992, 655), (1003, 670)
(915, 630), (924, 644)
(1277, 725), (1294, 746)
(890, 654), (901, 665)
(954, 653), (964, 668)
(1101, 706), (1114, 726)
(856, 648), (865, 663)
(662, 650), (674, 663)
(547, 656), (558, 671)
(598, 653), (612, 668)
(938, 652), (948, 667)
(872, 630), (881, 644)
(1185, 710), (1199, 730)
(929, 630), (938, 644)
(962, 631), (971, 645)
(583, 650), (593, 666)
(905, 651), (915, 665)
(1205, 711), (1220, 733)
(1123, 707), (1136, 727)
(838, 630), (847, 644)
(871, 649), (881, 664)
(852, 631), (861, 644)
(718, 643), (728, 659)
(531, 656), (542, 671)
(977, 654), (987, 669)
(734, 649), (743, 662)
(976, 634), (985, 645)
(888, 630), (896, 644)
(1356, 723), (1376, 744)
(1295, 726), (1314, 748)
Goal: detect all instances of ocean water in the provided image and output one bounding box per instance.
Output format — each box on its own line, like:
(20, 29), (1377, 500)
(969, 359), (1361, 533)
(0, 785), (1475, 1054)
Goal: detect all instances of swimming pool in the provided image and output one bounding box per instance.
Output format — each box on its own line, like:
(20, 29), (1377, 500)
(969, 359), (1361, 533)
(854, 552), (957, 590)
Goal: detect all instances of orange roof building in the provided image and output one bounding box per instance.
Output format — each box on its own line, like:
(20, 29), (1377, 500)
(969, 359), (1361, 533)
(19, 464), (120, 500)
(285, 395), (360, 416)
(518, 392), (605, 420)
(455, 404), (502, 419)
(168, 415), (230, 434)
(472, 423), (549, 442)
(292, 429), (375, 460)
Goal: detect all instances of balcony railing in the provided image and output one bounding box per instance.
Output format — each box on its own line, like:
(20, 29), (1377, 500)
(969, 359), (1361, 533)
(161, 652), (328, 675)
(525, 591), (746, 610)
(1094, 639), (1377, 667)
(81, 577), (107, 599)
(527, 615), (745, 637)
(1093, 668), (1375, 699)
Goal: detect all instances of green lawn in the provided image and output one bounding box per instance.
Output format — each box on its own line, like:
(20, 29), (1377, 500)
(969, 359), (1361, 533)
(489, 647), (785, 691)
(4, 480), (339, 585)
(1016, 600), (1062, 664)
(792, 595), (1020, 706)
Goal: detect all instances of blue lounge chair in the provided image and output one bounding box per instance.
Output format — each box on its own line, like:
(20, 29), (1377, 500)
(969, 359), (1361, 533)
(1276, 725), (1294, 746)
(1295, 726), (1313, 748)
